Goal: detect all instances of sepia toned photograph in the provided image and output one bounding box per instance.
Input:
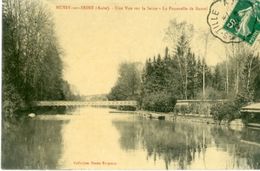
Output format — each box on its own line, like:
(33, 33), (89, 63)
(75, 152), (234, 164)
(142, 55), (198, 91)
(1, 0), (260, 169)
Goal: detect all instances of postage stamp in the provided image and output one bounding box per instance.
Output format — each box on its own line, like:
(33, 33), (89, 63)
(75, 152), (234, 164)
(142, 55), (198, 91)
(207, 0), (242, 43)
(207, 0), (260, 44)
(223, 0), (260, 45)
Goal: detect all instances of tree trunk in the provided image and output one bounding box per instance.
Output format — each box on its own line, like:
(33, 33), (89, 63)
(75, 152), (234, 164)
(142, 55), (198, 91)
(185, 60), (188, 100)
(247, 56), (254, 92)
(203, 34), (209, 99)
(176, 54), (186, 99)
(225, 54), (229, 96)
(236, 61), (239, 95)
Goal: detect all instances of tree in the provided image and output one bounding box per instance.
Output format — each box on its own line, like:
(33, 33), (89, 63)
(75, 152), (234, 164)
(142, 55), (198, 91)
(194, 57), (203, 97)
(107, 62), (142, 101)
(185, 51), (198, 99)
(212, 64), (225, 91)
(175, 34), (189, 99)
(2, 0), (75, 117)
(165, 20), (194, 99)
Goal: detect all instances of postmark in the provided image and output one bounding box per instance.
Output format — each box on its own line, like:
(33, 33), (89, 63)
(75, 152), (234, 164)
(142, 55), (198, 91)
(207, 0), (242, 43)
(223, 0), (260, 45)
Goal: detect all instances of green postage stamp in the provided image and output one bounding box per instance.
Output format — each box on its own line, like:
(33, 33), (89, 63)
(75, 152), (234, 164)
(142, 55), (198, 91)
(223, 0), (260, 44)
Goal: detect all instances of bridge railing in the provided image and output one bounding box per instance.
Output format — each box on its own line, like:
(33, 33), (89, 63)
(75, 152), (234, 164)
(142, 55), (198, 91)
(34, 99), (228, 107)
(177, 99), (229, 103)
(34, 100), (138, 107)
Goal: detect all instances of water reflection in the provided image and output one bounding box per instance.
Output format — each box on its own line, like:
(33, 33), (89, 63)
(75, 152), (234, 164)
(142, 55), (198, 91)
(112, 117), (260, 169)
(2, 107), (260, 169)
(2, 118), (69, 169)
(112, 119), (210, 169)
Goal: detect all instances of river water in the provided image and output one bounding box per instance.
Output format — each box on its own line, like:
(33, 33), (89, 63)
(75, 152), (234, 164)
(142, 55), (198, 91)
(2, 107), (260, 169)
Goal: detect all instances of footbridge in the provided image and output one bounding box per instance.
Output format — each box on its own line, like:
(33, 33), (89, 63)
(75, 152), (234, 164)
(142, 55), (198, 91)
(34, 100), (137, 107)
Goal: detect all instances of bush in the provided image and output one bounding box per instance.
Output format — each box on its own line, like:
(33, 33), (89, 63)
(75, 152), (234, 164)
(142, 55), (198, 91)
(118, 106), (137, 111)
(210, 94), (250, 123)
(142, 92), (177, 112)
(173, 103), (211, 116)
(174, 104), (189, 115)
(210, 102), (235, 122)
(2, 85), (24, 118)
(196, 87), (227, 100)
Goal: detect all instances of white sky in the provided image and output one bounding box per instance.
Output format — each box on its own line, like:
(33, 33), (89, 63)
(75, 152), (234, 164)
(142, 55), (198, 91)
(44, 0), (228, 95)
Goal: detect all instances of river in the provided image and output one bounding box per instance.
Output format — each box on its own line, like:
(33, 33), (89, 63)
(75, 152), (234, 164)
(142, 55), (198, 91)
(2, 107), (260, 169)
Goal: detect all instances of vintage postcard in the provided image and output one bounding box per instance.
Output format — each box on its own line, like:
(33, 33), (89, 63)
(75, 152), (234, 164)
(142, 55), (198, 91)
(1, 0), (260, 169)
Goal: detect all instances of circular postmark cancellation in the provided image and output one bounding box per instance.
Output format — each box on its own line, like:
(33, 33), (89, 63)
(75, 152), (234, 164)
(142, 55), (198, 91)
(207, 0), (242, 43)
(207, 0), (260, 44)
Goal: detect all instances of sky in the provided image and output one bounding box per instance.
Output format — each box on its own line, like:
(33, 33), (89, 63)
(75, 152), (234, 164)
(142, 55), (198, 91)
(44, 0), (228, 95)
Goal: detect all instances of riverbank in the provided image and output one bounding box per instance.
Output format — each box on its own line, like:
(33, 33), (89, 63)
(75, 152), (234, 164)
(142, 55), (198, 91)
(136, 110), (249, 129)
(110, 109), (245, 127)
(135, 110), (218, 123)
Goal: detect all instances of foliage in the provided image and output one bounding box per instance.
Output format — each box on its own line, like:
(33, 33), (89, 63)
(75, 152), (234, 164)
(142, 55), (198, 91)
(142, 92), (177, 112)
(174, 105), (190, 114)
(210, 95), (251, 123)
(210, 102), (235, 123)
(174, 103), (211, 116)
(196, 87), (226, 100)
(141, 46), (211, 101)
(118, 106), (137, 111)
(107, 62), (142, 101)
(2, 0), (77, 118)
(2, 84), (24, 118)
(108, 19), (260, 115)
(221, 44), (260, 100)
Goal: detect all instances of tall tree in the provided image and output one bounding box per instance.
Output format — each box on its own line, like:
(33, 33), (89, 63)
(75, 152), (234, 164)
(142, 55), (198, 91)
(2, 0), (75, 117)
(165, 20), (194, 99)
(108, 62), (142, 100)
